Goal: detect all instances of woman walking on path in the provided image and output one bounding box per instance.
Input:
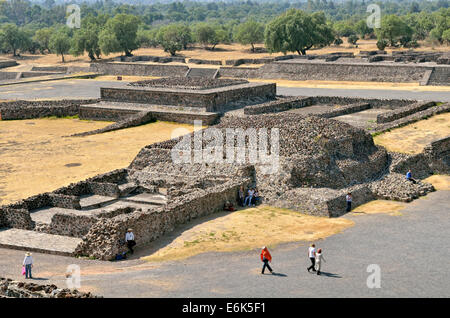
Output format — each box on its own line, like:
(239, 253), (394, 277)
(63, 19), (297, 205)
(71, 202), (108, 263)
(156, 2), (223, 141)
(315, 248), (326, 275)
(23, 252), (33, 279)
(260, 246), (273, 274)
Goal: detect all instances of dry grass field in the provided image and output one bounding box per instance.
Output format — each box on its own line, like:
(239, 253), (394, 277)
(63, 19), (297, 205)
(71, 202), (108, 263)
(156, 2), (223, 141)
(373, 113), (450, 154)
(2, 39), (449, 68)
(142, 205), (354, 262)
(0, 118), (197, 205)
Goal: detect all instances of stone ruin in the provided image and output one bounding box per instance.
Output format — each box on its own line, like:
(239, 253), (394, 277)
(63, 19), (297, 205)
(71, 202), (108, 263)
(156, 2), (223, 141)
(0, 78), (448, 260)
(0, 277), (99, 298)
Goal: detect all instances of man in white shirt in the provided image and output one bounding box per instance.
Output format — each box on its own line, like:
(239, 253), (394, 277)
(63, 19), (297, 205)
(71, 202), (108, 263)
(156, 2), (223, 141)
(125, 229), (136, 254)
(307, 244), (316, 272)
(244, 188), (255, 207)
(346, 192), (352, 212)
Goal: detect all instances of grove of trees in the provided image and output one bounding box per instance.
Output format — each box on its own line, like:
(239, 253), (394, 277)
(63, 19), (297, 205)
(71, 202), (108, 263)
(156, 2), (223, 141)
(0, 0), (448, 61)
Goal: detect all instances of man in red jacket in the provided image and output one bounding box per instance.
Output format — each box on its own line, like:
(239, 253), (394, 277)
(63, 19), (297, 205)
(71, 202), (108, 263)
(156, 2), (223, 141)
(260, 246), (273, 274)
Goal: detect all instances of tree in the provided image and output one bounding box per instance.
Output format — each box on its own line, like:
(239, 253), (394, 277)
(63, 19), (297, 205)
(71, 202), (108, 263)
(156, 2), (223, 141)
(376, 15), (413, 47)
(71, 25), (101, 61)
(334, 37), (343, 46)
(137, 27), (158, 48)
(347, 34), (359, 46)
(376, 39), (387, 50)
(156, 24), (186, 56)
(0, 23), (30, 56)
(49, 27), (71, 62)
(235, 19), (265, 52)
(99, 14), (140, 56)
(443, 29), (450, 44)
(33, 27), (53, 53)
(265, 9), (334, 55)
(195, 23), (217, 50)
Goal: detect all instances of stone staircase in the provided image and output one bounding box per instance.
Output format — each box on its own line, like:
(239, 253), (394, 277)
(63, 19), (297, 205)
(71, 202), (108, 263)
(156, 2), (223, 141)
(427, 67), (450, 86)
(0, 186), (167, 256)
(185, 67), (219, 79)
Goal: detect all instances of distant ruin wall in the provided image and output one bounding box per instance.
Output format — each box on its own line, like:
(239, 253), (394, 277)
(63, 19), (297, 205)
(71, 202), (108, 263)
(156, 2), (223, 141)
(0, 60), (17, 69)
(89, 62), (189, 77)
(220, 61), (449, 84)
(0, 99), (99, 120)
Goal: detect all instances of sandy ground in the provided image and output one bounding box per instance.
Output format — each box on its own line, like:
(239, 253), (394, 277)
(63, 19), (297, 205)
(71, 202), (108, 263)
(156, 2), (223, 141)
(0, 119), (196, 205)
(248, 79), (450, 91)
(351, 200), (407, 216)
(423, 175), (450, 190)
(141, 205), (354, 262)
(2, 40), (449, 67)
(373, 113), (450, 154)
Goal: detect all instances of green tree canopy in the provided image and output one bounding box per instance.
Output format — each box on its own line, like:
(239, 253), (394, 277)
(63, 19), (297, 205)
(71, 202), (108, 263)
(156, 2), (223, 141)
(265, 9), (334, 55)
(234, 19), (265, 52)
(376, 15), (413, 47)
(98, 13), (141, 56)
(156, 24), (191, 56)
(49, 26), (71, 62)
(0, 23), (30, 56)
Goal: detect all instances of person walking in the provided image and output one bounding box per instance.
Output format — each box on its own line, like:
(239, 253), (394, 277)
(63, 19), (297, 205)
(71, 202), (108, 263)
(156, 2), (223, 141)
(125, 228), (136, 254)
(307, 244), (316, 272)
(346, 193), (352, 212)
(315, 248), (326, 275)
(23, 252), (33, 279)
(260, 246), (273, 274)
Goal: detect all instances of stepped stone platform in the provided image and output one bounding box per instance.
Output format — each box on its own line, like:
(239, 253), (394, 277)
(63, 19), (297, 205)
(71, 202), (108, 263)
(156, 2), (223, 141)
(79, 101), (219, 125)
(100, 78), (276, 113)
(0, 229), (82, 256)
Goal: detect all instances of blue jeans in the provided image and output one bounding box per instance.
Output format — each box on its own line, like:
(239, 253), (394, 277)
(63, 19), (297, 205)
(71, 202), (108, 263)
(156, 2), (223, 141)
(25, 264), (32, 278)
(244, 196), (253, 206)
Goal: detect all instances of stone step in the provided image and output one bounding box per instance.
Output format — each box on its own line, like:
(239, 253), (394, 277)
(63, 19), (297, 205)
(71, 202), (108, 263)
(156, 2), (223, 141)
(0, 228), (81, 256)
(30, 207), (88, 225)
(118, 182), (138, 197)
(122, 193), (167, 205)
(185, 68), (219, 79)
(79, 194), (117, 210)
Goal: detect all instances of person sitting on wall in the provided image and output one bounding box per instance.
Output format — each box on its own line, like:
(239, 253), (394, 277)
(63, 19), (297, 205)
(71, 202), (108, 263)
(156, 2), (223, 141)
(406, 169), (417, 184)
(237, 186), (245, 207)
(244, 188), (255, 207)
(125, 228), (136, 254)
(224, 200), (235, 212)
(252, 188), (261, 206)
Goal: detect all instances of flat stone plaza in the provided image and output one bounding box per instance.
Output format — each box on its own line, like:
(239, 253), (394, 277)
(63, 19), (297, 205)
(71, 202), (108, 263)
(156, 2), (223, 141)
(0, 62), (449, 298)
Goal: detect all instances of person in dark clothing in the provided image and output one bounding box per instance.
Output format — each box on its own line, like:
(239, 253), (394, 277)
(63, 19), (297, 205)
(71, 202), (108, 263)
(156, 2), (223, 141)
(125, 229), (136, 254)
(237, 186), (245, 207)
(346, 193), (352, 212)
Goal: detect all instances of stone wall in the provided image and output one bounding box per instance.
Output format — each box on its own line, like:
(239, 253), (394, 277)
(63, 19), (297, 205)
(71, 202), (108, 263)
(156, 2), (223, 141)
(0, 60), (17, 69)
(0, 99), (99, 120)
(189, 58), (222, 65)
(100, 82), (276, 112)
(75, 178), (250, 260)
(424, 136), (450, 174)
(377, 101), (436, 123)
(219, 60), (449, 85)
(0, 278), (99, 298)
(90, 62), (189, 77)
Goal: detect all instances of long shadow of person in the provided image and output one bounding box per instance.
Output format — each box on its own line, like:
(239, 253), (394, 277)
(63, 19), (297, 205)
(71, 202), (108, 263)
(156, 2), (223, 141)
(318, 271), (342, 278)
(270, 272), (287, 277)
